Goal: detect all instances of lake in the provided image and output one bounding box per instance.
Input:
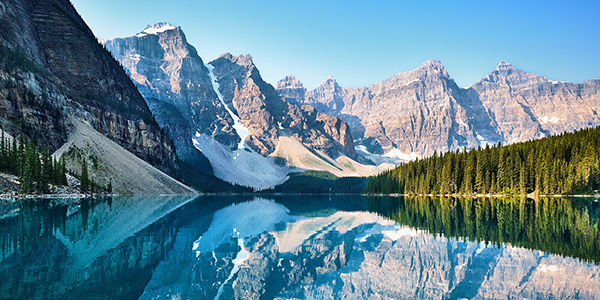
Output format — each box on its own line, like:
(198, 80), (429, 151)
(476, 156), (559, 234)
(1, 195), (600, 299)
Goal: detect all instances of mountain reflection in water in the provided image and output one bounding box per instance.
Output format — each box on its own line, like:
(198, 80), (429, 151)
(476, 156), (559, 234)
(0, 195), (599, 299)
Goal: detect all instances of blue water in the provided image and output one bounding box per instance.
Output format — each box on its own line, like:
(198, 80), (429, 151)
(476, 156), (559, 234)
(1, 195), (599, 299)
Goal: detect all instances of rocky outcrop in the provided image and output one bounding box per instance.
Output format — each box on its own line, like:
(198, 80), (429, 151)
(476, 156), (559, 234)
(0, 0), (179, 176)
(277, 60), (600, 158)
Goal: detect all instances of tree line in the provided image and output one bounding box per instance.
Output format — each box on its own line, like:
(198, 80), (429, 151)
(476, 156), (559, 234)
(0, 131), (68, 194)
(366, 126), (600, 195)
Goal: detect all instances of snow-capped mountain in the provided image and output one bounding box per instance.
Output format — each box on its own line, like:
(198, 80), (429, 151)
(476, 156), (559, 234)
(277, 61), (600, 158)
(105, 24), (387, 189)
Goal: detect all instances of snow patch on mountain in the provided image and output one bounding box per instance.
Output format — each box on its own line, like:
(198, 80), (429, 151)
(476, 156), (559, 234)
(193, 133), (288, 190)
(355, 145), (370, 154)
(354, 146), (403, 167)
(136, 22), (176, 37)
(540, 116), (560, 124)
(475, 133), (495, 147)
(205, 63), (249, 150)
(383, 148), (420, 161)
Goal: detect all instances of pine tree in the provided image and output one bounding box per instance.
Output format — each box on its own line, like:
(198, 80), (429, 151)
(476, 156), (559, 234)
(10, 136), (17, 174)
(18, 135), (25, 177)
(31, 145), (41, 193)
(474, 154), (485, 193)
(462, 152), (476, 193)
(440, 155), (453, 194)
(0, 130), (5, 171)
(81, 157), (89, 192)
(60, 157), (68, 186)
(519, 163), (526, 195)
(21, 144), (32, 194)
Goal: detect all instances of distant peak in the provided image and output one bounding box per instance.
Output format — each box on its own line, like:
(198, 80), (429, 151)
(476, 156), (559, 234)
(136, 22), (177, 37)
(495, 60), (515, 71)
(321, 75), (336, 84)
(415, 59), (449, 78)
(276, 75), (305, 89)
(218, 52), (234, 60)
(422, 59), (443, 68)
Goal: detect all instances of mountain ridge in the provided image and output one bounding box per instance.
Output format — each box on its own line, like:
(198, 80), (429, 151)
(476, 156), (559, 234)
(277, 60), (600, 158)
(105, 23), (387, 189)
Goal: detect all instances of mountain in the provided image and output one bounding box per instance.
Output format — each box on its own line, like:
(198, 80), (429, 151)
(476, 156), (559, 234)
(105, 24), (388, 189)
(471, 61), (600, 142)
(0, 0), (194, 193)
(277, 60), (600, 159)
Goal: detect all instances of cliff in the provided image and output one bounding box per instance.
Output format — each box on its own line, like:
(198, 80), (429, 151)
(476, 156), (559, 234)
(0, 0), (179, 178)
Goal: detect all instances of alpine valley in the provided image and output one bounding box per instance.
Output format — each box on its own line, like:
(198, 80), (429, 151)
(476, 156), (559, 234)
(104, 23), (600, 191)
(3, 1), (600, 300)
(1, 0), (600, 193)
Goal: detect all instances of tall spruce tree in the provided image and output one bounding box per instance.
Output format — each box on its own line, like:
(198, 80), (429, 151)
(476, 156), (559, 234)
(81, 157), (89, 192)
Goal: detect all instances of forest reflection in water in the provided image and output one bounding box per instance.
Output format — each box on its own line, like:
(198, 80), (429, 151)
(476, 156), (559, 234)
(367, 195), (600, 264)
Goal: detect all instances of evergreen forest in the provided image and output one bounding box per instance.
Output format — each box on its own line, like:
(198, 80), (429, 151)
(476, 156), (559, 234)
(366, 126), (600, 195)
(0, 131), (68, 194)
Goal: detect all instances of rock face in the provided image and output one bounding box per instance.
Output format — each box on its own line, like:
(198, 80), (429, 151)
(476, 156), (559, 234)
(277, 60), (600, 157)
(0, 0), (178, 176)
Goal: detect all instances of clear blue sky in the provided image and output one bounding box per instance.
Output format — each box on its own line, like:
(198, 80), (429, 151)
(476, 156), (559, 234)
(71, 0), (600, 89)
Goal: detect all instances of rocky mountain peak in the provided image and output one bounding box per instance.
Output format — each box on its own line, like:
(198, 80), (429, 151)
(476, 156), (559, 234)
(276, 75), (307, 104)
(317, 75), (340, 90)
(276, 75), (305, 90)
(418, 59), (449, 78)
(422, 59), (443, 69)
(479, 60), (547, 87)
(495, 60), (515, 71)
(217, 53), (254, 68)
